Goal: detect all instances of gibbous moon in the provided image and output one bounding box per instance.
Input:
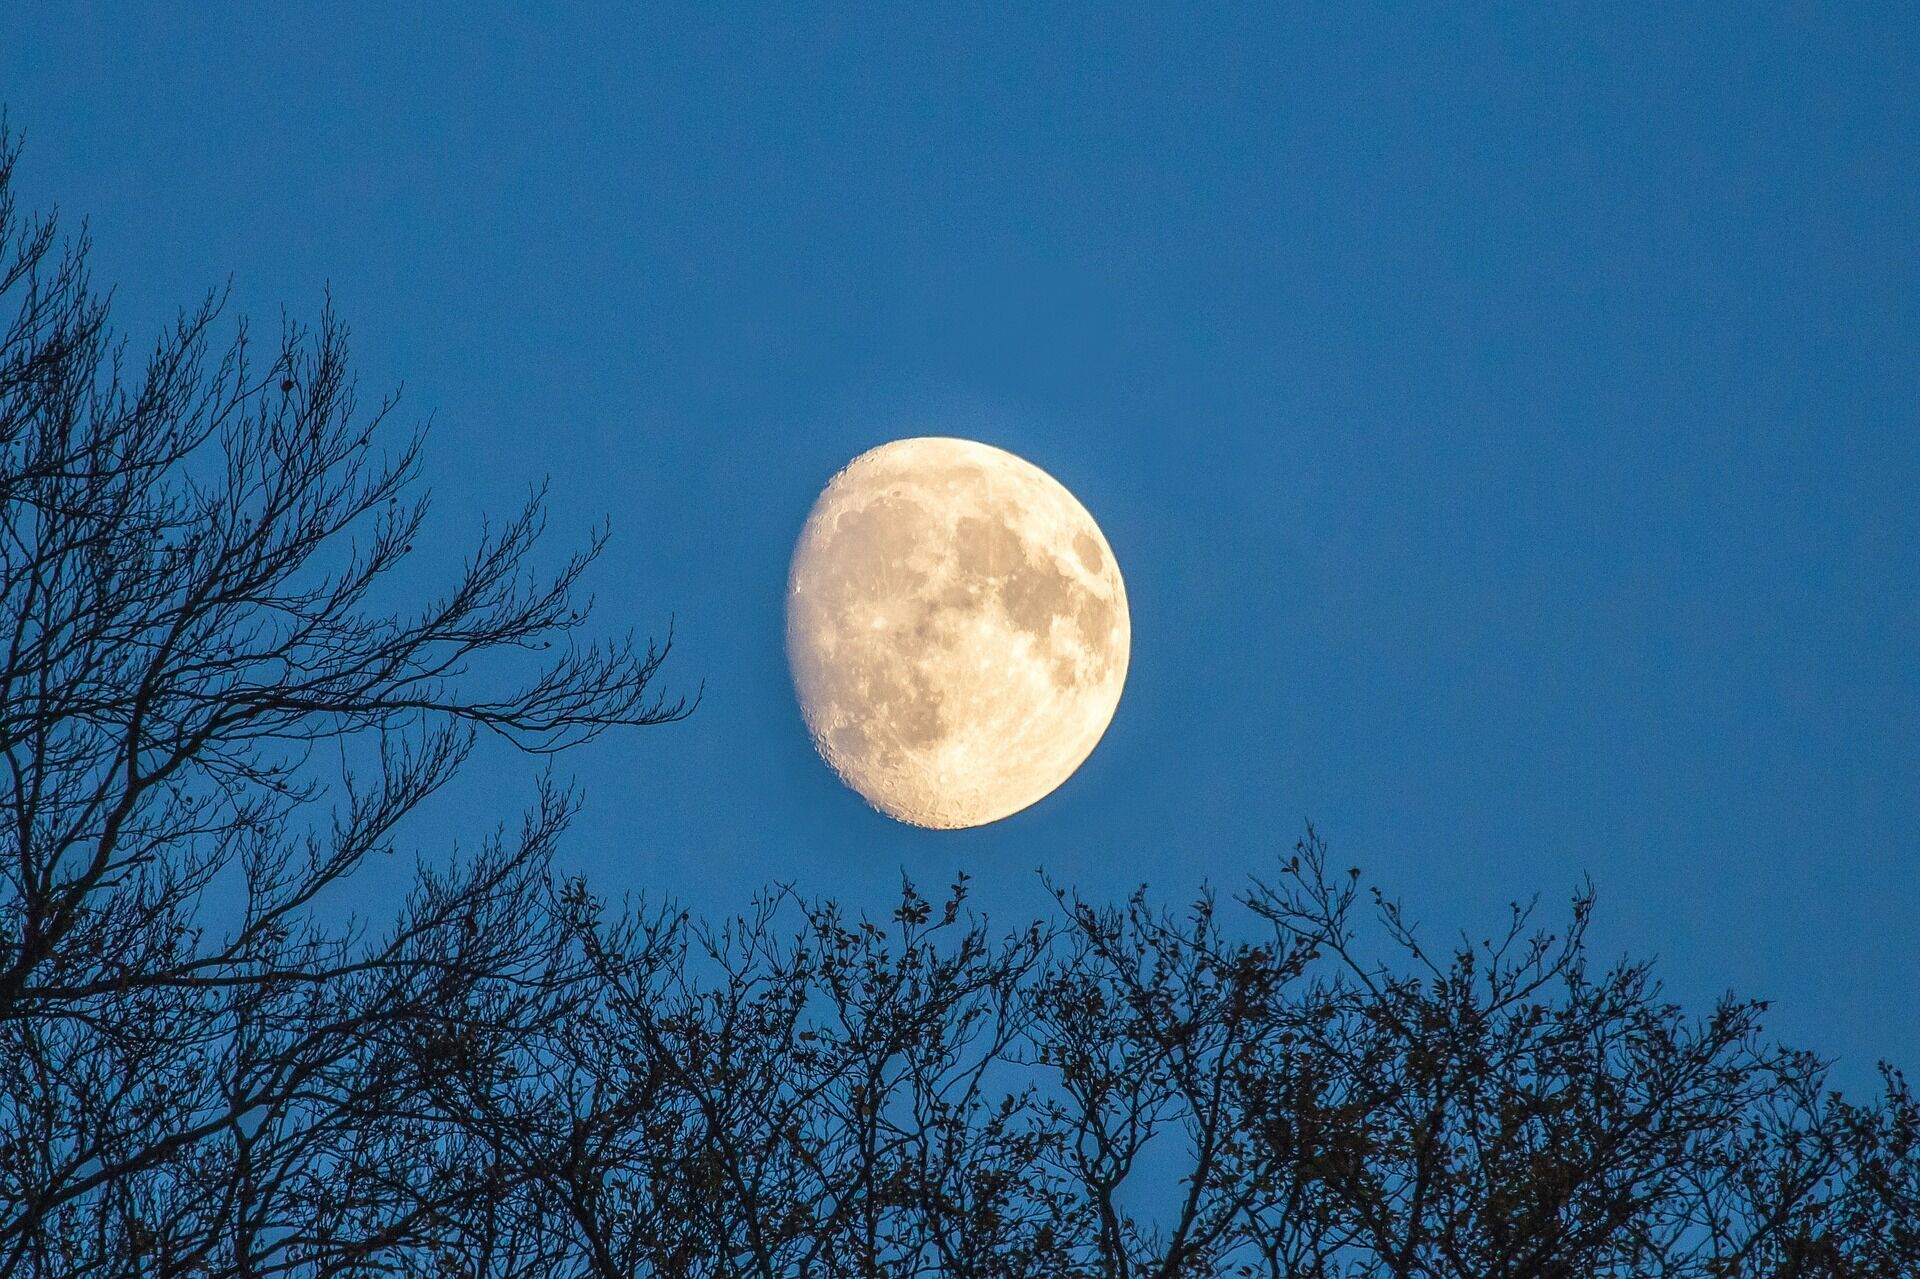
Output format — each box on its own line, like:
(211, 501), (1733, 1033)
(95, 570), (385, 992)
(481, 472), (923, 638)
(787, 437), (1129, 829)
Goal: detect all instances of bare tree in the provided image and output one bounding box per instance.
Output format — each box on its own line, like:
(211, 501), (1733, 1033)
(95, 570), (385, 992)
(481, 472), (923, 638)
(0, 130), (687, 1278)
(1234, 835), (1886, 1278)
(3, 133), (1913, 1279)
(401, 835), (1914, 1279)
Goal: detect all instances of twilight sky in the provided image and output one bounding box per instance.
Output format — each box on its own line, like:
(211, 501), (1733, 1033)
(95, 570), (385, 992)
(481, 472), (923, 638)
(4, 4), (1915, 1083)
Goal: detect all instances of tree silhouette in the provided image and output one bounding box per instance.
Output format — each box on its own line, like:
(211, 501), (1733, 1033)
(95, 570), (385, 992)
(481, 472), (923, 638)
(397, 841), (1907, 1279)
(2, 135), (1914, 1279)
(0, 131), (687, 1277)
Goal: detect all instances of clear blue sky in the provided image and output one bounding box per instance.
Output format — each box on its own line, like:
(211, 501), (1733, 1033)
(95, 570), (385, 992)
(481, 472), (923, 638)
(5, 4), (1915, 1082)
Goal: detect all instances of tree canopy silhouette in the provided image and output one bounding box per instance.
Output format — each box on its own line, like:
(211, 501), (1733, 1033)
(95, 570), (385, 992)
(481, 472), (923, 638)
(1, 134), (1914, 1279)
(0, 130), (687, 1276)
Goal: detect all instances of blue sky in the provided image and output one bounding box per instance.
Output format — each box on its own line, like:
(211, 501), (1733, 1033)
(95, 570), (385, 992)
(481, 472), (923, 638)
(4, 3), (1915, 1082)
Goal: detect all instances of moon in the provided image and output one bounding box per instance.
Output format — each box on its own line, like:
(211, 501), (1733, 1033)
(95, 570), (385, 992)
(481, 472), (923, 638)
(786, 437), (1129, 829)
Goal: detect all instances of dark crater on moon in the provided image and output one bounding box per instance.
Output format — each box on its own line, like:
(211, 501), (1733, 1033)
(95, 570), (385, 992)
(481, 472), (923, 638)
(830, 658), (947, 753)
(952, 513), (1114, 686)
(827, 496), (936, 596)
(813, 493), (1115, 727)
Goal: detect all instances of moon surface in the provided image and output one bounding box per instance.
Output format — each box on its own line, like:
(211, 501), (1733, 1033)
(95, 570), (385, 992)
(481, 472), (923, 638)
(786, 437), (1130, 829)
